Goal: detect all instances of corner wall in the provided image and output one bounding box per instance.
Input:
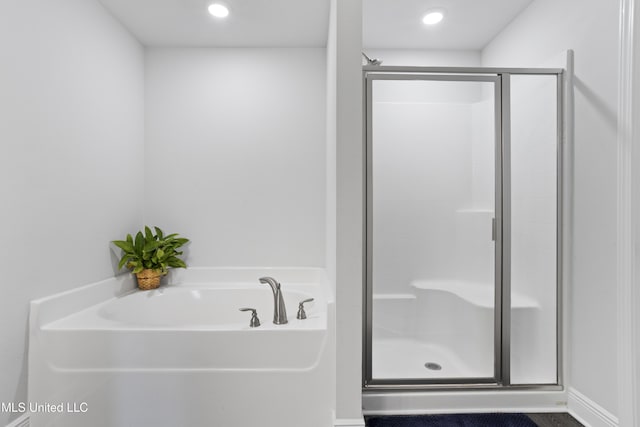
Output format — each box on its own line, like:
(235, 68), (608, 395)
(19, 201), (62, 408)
(483, 0), (620, 421)
(326, 12), (338, 291)
(0, 0), (145, 424)
(329, 0), (365, 424)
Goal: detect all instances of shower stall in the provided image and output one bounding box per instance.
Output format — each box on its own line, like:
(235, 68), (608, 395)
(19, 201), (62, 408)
(363, 66), (563, 388)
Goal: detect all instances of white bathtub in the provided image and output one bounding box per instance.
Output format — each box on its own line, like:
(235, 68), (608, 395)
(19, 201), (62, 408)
(29, 268), (334, 427)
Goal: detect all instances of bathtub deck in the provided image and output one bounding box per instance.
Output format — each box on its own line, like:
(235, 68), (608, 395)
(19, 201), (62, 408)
(373, 337), (493, 379)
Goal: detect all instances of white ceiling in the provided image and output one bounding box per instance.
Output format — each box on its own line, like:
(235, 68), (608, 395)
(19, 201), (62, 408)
(98, 0), (533, 49)
(97, 0), (331, 47)
(363, 0), (534, 50)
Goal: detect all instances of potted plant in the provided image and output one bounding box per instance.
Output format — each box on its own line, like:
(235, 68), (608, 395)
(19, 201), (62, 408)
(112, 226), (189, 290)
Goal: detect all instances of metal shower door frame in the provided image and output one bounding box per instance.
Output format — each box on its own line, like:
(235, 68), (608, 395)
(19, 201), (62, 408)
(362, 66), (564, 390)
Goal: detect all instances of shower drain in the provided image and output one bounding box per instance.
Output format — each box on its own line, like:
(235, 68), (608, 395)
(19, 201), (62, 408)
(424, 362), (442, 371)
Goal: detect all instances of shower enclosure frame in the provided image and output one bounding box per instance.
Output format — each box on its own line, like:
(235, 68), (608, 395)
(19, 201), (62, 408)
(362, 66), (565, 391)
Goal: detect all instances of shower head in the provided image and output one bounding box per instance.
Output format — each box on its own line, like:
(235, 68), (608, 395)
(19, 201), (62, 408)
(362, 52), (382, 66)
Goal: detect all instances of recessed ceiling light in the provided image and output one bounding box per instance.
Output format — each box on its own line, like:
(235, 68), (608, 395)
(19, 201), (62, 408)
(422, 10), (444, 25)
(208, 3), (229, 18)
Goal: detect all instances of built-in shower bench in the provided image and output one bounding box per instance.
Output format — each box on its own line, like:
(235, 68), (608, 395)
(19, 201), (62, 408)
(410, 280), (539, 309)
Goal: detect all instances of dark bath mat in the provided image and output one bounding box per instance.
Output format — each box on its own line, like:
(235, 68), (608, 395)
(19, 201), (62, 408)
(365, 413), (538, 427)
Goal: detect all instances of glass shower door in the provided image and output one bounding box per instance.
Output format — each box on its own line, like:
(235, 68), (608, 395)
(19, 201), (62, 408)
(365, 75), (502, 384)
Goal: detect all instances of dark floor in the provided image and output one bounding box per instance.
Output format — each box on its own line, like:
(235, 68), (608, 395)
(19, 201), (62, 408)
(525, 413), (584, 427)
(365, 413), (585, 427)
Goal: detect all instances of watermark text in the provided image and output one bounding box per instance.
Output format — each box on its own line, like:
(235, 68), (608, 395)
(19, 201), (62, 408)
(1, 401), (88, 414)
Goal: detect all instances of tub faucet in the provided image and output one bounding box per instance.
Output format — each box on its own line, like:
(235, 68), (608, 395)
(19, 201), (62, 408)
(259, 276), (288, 325)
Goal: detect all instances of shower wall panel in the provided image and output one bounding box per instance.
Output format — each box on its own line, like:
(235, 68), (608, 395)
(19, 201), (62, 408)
(372, 102), (473, 294)
(509, 74), (558, 384)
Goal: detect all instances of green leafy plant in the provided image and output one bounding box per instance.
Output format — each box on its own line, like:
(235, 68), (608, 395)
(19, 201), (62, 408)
(112, 226), (189, 275)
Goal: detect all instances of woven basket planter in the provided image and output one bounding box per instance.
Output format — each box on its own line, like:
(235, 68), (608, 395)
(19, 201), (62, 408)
(135, 269), (164, 290)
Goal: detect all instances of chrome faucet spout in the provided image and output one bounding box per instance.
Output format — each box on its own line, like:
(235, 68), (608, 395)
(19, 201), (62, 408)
(259, 277), (288, 325)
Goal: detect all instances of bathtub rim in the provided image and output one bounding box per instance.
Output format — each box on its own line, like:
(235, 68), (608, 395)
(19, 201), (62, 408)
(43, 283), (328, 332)
(30, 267), (333, 330)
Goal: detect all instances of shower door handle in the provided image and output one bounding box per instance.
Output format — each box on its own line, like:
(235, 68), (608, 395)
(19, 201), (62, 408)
(492, 218), (497, 241)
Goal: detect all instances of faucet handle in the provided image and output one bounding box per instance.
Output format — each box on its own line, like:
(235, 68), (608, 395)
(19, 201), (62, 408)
(296, 298), (314, 320)
(239, 308), (261, 327)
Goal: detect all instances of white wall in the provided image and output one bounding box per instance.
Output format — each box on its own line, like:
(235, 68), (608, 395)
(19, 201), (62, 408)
(325, 17), (339, 422)
(0, 0), (145, 424)
(144, 48), (326, 268)
(326, 5), (338, 291)
(632, 2), (640, 424)
(331, 0), (364, 423)
(483, 0), (620, 417)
